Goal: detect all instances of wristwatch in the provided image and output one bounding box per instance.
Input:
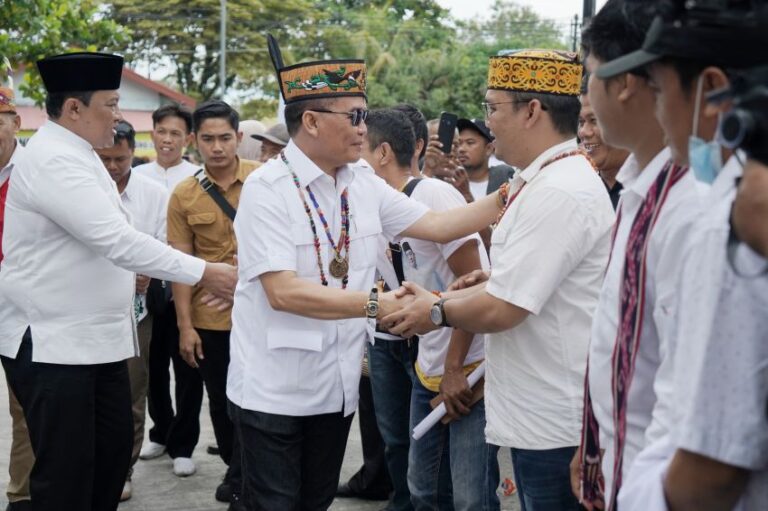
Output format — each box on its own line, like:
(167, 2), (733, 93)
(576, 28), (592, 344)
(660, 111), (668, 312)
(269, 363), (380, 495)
(364, 287), (379, 319)
(429, 298), (450, 327)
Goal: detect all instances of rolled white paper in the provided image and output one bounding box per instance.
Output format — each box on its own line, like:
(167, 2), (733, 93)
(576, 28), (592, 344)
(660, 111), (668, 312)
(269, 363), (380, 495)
(411, 361), (486, 440)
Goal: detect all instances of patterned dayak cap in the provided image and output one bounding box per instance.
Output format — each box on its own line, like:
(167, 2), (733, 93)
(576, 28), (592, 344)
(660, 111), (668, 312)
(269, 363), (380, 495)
(488, 49), (583, 97)
(267, 34), (366, 104)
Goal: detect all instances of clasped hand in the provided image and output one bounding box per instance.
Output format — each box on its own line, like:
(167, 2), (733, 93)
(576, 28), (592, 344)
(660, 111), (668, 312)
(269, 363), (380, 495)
(379, 281), (441, 338)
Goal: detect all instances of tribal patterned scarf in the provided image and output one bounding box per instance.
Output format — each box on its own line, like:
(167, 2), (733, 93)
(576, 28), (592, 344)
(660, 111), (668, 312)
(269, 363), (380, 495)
(580, 161), (688, 510)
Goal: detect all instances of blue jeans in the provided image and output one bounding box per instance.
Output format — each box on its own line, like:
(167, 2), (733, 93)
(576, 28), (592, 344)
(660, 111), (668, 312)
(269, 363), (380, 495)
(368, 339), (418, 511)
(510, 446), (580, 511)
(408, 378), (500, 511)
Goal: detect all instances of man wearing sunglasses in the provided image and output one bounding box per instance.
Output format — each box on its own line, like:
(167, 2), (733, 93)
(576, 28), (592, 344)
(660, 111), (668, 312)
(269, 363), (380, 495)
(227, 37), (513, 510)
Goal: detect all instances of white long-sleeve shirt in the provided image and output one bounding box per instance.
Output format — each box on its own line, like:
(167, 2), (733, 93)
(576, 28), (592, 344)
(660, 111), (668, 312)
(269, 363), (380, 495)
(0, 121), (205, 365)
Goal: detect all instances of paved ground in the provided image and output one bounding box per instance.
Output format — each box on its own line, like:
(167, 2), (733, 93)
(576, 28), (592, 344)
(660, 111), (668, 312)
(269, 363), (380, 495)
(0, 375), (520, 510)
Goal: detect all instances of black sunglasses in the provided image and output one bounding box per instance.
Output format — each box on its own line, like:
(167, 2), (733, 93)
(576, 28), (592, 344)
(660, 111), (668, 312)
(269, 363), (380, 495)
(309, 108), (369, 126)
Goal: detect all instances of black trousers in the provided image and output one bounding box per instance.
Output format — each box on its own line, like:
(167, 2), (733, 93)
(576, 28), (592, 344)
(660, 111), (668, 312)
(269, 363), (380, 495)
(196, 329), (240, 491)
(232, 404), (354, 511)
(345, 374), (392, 499)
(1, 329), (133, 511)
(147, 305), (203, 458)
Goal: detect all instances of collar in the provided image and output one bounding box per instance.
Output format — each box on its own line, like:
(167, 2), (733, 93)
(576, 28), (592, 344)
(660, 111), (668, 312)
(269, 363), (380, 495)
(40, 120), (94, 152)
(120, 171), (136, 200)
(518, 138), (578, 183)
(202, 156), (249, 186)
(283, 140), (355, 190)
(616, 147), (671, 200)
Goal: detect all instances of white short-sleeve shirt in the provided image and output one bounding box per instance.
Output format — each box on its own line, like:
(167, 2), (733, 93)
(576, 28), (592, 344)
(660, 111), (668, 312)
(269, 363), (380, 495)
(227, 141), (429, 417)
(375, 177), (489, 377)
(484, 138), (615, 449)
(588, 148), (704, 498)
(619, 156), (768, 511)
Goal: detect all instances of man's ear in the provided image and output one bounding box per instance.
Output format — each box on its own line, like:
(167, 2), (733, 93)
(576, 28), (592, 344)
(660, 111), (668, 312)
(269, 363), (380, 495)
(615, 73), (635, 103)
(301, 110), (321, 137)
(523, 99), (544, 129)
(61, 97), (83, 121)
(484, 141), (494, 159)
(379, 142), (394, 166)
(702, 66), (732, 118)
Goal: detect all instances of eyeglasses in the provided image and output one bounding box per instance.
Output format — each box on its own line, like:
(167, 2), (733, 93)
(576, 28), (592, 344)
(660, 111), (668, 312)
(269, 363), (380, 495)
(309, 108), (369, 126)
(481, 100), (549, 117)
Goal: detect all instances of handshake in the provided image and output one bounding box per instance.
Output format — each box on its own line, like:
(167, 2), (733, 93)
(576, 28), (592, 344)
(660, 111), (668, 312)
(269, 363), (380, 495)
(378, 269), (490, 338)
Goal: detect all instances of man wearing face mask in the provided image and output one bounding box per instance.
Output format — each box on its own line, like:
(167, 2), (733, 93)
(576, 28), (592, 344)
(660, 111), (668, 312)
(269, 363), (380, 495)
(592, 2), (768, 510)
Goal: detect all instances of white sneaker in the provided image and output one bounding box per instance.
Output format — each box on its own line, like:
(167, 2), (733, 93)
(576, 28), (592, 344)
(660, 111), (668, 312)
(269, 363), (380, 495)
(139, 441), (166, 460)
(120, 480), (132, 502)
(173, 457), (196, 477)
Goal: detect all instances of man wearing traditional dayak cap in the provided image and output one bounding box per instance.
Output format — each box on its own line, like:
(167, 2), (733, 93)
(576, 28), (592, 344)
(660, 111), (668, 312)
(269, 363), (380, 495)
(0, 52), (238, 511)
(383, 49), (616, 510)
(226, 35), (515, 510)
(590, 1), (768, 510)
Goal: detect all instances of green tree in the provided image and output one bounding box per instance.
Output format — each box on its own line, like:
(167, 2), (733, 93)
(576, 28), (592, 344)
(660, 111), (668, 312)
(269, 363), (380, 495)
(109, 0), (316, 101)
(0, 0), (129, 104)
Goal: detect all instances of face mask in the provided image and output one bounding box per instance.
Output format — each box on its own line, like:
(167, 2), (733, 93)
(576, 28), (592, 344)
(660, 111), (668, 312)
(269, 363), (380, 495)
(688, 75), (723, 184)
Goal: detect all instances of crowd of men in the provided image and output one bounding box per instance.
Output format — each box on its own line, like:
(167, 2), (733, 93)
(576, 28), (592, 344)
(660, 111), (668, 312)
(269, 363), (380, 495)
(0, 0), (766, 511)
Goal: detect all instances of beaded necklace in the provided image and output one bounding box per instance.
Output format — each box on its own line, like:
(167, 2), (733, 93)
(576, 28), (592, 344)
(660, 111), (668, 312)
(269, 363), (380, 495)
(282, 151), (350, 288)
(496, 149), (595, 224)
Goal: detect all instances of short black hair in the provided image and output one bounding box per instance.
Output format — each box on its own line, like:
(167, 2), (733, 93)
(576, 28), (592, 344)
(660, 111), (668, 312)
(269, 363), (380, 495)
(45, 91), (95, 119)
(392, 103), (428, 159)
(114, 120), (136, 150)
(152, 103), (193, 133)
(192, 100), (239, 133)
(581, 0), (656, 79)
(580, 74), (589, 95)
(508, 91), (581, 137)
(657, 57), (711, 96)
(365, 109), (416, 168)
(284, 97), (337, 136)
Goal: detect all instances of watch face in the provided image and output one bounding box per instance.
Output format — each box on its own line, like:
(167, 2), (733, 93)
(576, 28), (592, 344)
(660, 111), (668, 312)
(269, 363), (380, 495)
(430, 303), (443, 326)
(366, 302), (379, 318)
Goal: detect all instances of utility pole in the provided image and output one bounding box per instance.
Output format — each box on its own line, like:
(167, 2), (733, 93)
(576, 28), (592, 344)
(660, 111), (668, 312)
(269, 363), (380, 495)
(571, 14), (580, 52)
(219, 0), (227, 97)
(583, 0), (596, 22)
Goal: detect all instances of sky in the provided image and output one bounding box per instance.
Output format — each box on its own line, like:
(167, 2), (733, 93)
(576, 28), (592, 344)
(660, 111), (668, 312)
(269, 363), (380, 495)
(437, 0), (609, 24)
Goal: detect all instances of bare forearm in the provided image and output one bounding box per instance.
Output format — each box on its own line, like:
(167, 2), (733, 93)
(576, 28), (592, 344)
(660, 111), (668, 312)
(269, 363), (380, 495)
(405, 192), (500, 244)
(261, 273), (369, 320)
(443, 281), (487, 300)
(172, 282), (195, 330)
(443, 328), (474, 373)
(444, 291), (527, 334)
(664, 450), (749, 511)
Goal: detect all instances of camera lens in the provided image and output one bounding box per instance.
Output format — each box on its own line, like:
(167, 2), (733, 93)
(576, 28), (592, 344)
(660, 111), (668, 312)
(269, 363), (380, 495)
(719, 108), (755, 150)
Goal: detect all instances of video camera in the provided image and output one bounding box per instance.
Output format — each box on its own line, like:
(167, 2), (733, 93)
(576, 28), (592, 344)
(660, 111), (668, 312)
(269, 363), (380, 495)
(709, 66), (768, 166)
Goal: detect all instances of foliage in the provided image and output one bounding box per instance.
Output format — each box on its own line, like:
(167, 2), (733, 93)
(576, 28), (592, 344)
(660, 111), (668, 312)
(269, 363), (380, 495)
(0, 0), (129, 105)
(109, 0), (315, 101)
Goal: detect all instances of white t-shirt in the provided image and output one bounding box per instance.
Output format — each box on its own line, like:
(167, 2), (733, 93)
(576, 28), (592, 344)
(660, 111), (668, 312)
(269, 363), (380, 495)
(588, 148), (704, 500)
(484, 139), (615, 449)
(134, 159), (200, 196)
(469, 179), (489, 200)
(227, 141), (429, 417)
(376, 177), (489, 377)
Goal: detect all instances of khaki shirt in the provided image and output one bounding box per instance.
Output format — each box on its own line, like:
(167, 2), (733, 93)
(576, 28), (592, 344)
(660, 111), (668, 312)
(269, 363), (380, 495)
(167, 158), (260, 330)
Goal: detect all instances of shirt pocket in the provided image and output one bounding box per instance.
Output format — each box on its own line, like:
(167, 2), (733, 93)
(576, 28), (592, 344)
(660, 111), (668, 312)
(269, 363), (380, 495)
(187, 212), (220, 247)
(262, 327), (325, 393)
(349, 218), (382, 270)
(291, 223), (324, 278)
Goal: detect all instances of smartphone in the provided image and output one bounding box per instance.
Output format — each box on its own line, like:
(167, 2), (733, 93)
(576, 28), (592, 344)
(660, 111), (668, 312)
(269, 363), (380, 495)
(437, 112), (458, 154)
